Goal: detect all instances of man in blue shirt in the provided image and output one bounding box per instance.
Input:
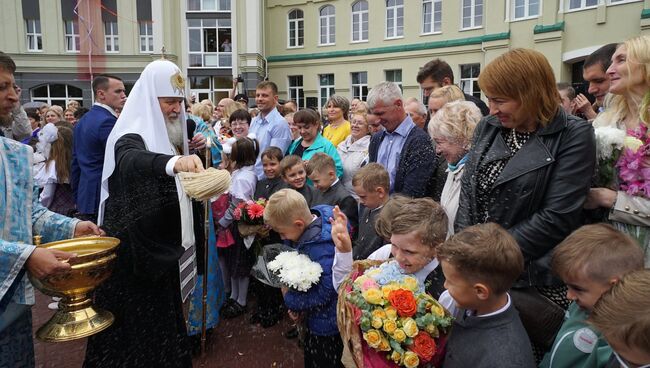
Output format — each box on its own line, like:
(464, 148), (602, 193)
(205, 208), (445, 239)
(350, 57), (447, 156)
(248, 81), (292, 179)
(367, 82), (436, 198)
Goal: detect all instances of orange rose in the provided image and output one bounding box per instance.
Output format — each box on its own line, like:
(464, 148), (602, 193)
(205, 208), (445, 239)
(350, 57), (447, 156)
(388, 289), (417, 317)
(410, 331), (437, 363)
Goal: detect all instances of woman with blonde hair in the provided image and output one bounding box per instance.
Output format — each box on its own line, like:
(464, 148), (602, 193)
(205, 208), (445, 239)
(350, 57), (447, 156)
(428, 85), (465, 115)
(428, 100), (481, 237)
(588, 35), (650, 265)
(337, 111), (371, 197)
(455, 48), (596, 355)
(189, 100), (223, 167)
(44, 107), (64, 124)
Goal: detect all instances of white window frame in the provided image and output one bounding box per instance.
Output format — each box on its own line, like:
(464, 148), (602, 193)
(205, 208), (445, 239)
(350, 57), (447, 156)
(187, 19), (232, 69)
(187, 0), (231, 12)
(385, 0), (404, 39)
(351, 72), (368, 101)
(607, 0), (642, 5)
(25, 19), (42, 52)
(104, 21), (119, 53)
(422, 0), (442, 34)
(31, 84), (83, 107)
(189, 76), (231, 104)
(139, 21), (154, 53)
(64, 20), (80, 53)
(564, 0), (598, 12)
(385, 69), (403, 92)
(459, 63), (481, 99)
(288, 75), (304, 109)
(287, 9), (304, 49)
(351, 1), (369, 43)
(510, 0), (540, 21)
(460, 0), (483, 30)
(319, 5), (336, 46)
(319, 74), (335, 109)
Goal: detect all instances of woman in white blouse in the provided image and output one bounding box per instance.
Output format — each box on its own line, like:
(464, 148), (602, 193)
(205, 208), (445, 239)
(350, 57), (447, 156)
(337, 112), (371, 198)
(428, 101), (481, 237)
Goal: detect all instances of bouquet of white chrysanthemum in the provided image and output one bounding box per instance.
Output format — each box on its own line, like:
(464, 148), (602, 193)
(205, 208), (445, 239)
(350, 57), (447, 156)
(267, 251), (323, 292)
(594, 127), (626, 188)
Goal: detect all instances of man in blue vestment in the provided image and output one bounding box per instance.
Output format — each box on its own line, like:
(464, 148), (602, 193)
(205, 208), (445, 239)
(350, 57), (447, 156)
(0, 52), (102, 367)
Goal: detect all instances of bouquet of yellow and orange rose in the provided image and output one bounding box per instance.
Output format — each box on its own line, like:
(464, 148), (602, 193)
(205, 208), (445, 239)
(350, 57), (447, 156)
(337, 260), (452, 368)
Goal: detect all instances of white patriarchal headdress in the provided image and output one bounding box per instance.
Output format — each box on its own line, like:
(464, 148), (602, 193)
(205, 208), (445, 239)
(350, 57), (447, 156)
(98, 59), (189, 225)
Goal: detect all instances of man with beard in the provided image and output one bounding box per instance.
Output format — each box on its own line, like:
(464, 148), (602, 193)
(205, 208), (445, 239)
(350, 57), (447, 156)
(84, 60), (207, 367)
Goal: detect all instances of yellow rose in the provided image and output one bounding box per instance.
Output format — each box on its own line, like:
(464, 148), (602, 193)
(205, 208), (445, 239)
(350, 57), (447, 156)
(402, 276), (419, 292)
(392, 328), (407, 343)
(425, 324), (439, 336)
(429, 300), (445, 317)
(624, 136), (644, 152)
(363, 329), (382, 348)
(362, 288), (384, 305)
(402, 317), (419, 337)
(381, 283), (400, 299)
(384, 306), (398, 320)
(382, 319), (397, 334)
(371, 308), (387, 319)
(366, 268), (381, 277)
(403, 351), (420, 368)
(371, 316), (383, 329)
(390, 351), (402, 364)
(378, 336), (391, 351)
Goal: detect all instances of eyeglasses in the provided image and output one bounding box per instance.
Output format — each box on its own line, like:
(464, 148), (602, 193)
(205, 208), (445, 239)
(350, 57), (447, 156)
(614, 351), (650, 368)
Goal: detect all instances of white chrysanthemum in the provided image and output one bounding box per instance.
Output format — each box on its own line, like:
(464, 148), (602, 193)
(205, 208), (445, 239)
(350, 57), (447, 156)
(594, 127), (626, 160)
(268, 251), (323, 292)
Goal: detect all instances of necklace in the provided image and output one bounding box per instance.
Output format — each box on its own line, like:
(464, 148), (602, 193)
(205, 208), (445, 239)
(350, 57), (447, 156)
(510, 128), (523, 150)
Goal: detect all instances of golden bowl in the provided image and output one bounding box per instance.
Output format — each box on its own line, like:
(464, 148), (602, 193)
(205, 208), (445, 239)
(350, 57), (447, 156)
(28, 236), (120, 342)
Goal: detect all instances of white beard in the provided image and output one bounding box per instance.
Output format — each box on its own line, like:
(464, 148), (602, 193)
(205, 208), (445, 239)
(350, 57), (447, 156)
(165, 118), (184, 149)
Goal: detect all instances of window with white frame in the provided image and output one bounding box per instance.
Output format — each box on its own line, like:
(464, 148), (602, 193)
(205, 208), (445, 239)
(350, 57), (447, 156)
(460, 63), (481, 98)
(567, 0), (598, 10)
(187, 0), (231, 11)
(64, 20), (80, 52)
(288, 9), (304, 48)
(288, 76), (304, 109)
(319, 5), (336, 45)
(319, 74), (335, 109)
(385, 70), (403, 92)
(189, 75), (232, 103)
(139, 21), (153, 53)
(25, 19), (42, 51)
(351, 72), (368, 101)
(188, 18), (232, 68)
(351, 1), (369, 42)
(386, 0), (404, 38)
(511, 0), (540, 20)
(422, 0), (442, 34)
(31, 84), (83, 107)
(461, 0), (483, 29)
(104, 21), (119, 52)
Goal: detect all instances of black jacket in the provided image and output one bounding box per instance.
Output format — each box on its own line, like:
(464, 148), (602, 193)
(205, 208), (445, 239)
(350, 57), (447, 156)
(368, 124), (437, 198)
(455, 110), (596, 286)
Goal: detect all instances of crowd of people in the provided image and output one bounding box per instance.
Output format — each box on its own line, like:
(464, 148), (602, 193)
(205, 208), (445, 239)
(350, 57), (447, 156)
(1, 33), (650, 368)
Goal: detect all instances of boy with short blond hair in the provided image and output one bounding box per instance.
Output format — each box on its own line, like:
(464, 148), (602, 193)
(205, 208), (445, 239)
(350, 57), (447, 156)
(279, 155), (319, 206)
(589, 269), (650, 367)
(264, 189), (342, 367)
(351, 163), (389, 259)
(306, 152), (358, 234)
(437, 223), (535, 368)
(540, 223), (644, 368)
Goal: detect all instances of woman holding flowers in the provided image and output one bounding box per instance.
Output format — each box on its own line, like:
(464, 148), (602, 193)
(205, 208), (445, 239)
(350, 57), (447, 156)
(588, 35), (650, 266)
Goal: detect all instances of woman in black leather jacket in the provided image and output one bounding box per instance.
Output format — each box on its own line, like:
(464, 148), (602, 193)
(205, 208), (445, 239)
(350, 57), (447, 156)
(454, 48), (596, 354)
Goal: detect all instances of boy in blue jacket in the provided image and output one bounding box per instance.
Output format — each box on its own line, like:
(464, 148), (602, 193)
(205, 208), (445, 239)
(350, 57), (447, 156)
(264, 188), (343, 368)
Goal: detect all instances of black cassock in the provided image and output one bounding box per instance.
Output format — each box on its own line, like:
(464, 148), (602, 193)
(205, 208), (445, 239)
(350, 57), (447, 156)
(84, 134), (192, 368)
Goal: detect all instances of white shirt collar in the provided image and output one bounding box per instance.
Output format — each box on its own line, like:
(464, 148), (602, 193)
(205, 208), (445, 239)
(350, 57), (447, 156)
(477, 293), (511, 318)
(94, 102), (118, 118)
